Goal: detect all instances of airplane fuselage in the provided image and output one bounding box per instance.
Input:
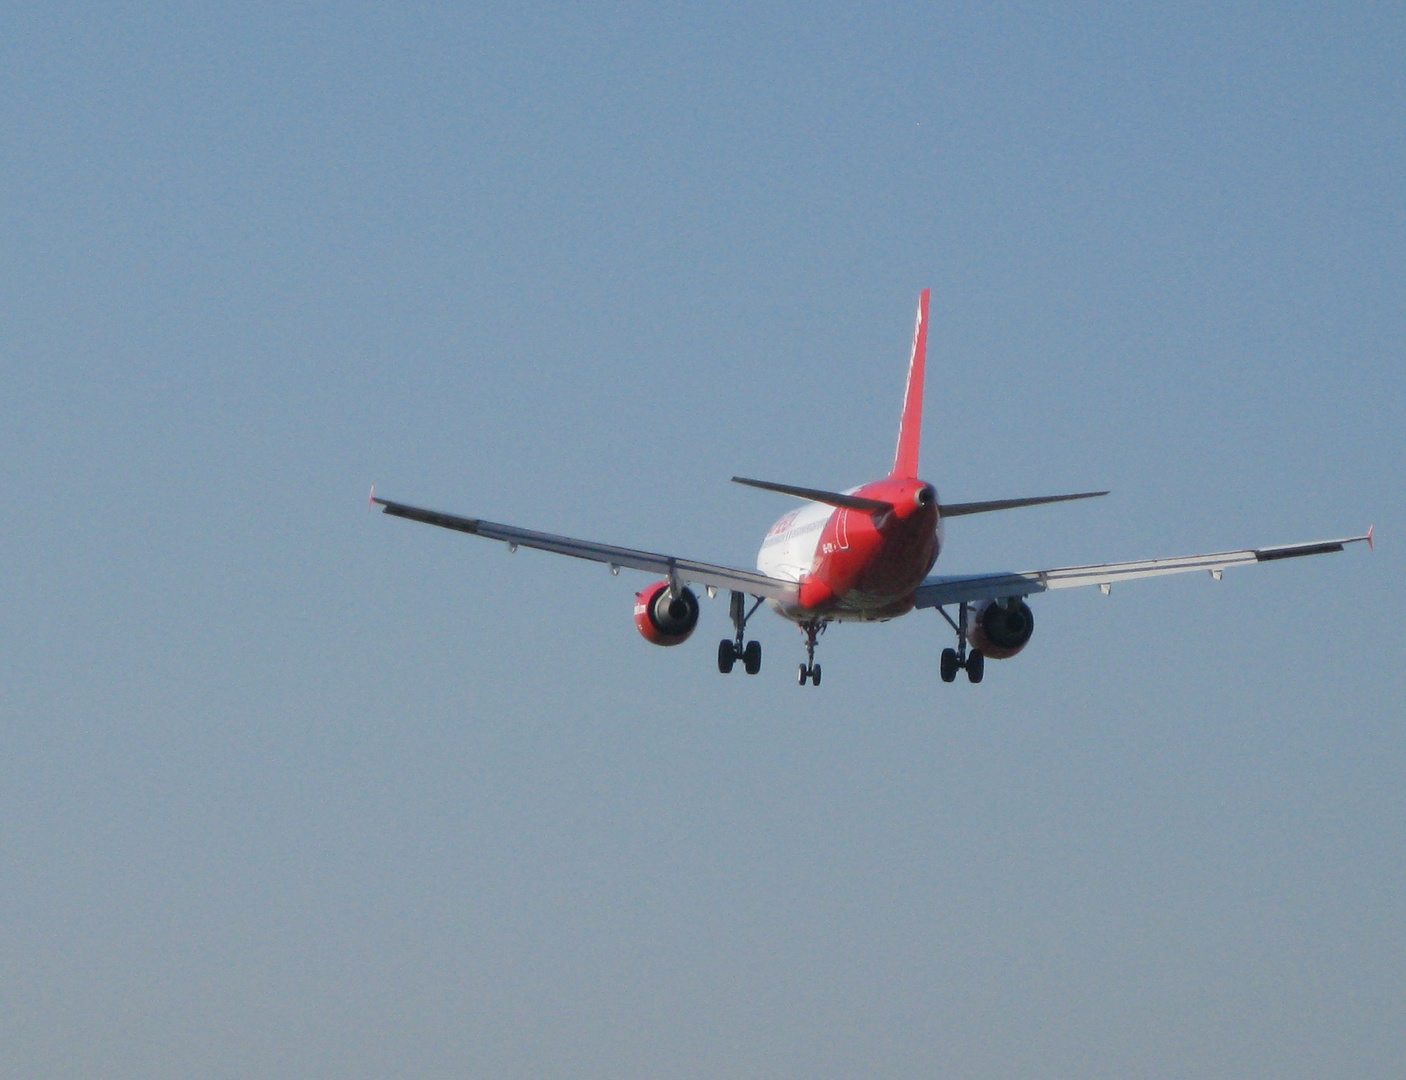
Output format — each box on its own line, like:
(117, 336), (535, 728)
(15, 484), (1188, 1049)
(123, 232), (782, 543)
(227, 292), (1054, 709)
(759, 477), (943, 622)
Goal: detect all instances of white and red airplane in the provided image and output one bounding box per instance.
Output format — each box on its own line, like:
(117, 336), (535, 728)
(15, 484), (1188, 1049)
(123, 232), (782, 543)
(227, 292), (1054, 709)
(374, 290), (1372, 686)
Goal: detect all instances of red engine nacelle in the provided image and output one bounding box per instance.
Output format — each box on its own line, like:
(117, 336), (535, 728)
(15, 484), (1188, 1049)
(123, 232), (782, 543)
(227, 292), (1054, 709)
(965, 597), (1035, 660)
(633, 581), (701, 646)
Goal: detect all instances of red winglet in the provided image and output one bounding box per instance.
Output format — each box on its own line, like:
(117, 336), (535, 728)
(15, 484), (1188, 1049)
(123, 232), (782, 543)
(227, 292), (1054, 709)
(891, 289), (930, 479)
(1367, 523), (1374, 551)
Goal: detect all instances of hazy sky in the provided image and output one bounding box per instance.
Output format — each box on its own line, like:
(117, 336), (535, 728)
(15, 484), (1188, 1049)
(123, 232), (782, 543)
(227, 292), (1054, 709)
(2, 4), (1402, 1078)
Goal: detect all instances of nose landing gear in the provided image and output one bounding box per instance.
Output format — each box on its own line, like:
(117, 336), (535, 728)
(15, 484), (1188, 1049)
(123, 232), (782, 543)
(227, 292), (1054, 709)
(718, 591), (764, 675)
(937, 602), (985, 684)
(797, 619), (827, 686)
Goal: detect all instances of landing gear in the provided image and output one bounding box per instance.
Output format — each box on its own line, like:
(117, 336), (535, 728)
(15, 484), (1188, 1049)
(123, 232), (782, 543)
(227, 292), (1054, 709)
(743, 639), (762, 675)
(965, 649), (984, 684)
(718, 591), (764, 675)
(717, 638), (736, 674)
(936, 602), (986, 684)
(940, 648), (959, 683)
(797, 619), (827, 687)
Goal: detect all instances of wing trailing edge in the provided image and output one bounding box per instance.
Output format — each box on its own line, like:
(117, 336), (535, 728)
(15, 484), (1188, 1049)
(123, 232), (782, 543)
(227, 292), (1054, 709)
(373, 495), (798, 601)
(912, 530), (1374, 607)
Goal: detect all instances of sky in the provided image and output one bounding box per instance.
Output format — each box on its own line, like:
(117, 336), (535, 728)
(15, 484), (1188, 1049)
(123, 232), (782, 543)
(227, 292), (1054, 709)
(2, 3), (1403, 1078)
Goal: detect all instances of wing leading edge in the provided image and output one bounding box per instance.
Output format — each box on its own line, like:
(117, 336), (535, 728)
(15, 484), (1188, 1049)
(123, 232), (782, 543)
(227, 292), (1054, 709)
(912, 530), (1374, 608)
(373, 496), (798, 601)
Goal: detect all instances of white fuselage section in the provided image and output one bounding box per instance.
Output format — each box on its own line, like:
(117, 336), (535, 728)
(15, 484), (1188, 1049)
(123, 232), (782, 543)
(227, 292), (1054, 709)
(756, 500), (832, 582)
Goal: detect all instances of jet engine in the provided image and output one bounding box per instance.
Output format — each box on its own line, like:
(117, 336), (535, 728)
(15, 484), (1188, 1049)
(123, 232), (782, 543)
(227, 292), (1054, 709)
(965, 597), (1035, 659)
(633, 581), (701, 646)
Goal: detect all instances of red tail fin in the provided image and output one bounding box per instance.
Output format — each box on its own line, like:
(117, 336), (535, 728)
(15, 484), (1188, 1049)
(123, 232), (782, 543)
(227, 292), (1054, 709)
(891, 289), (930, 478)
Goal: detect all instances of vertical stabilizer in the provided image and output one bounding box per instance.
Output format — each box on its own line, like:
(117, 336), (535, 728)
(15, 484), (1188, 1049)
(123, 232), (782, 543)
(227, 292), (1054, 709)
(891, 289), (930, 478)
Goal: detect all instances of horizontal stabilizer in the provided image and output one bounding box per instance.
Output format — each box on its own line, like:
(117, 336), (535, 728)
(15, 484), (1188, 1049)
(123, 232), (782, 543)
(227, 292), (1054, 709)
(731, 476), (893, 513)
(939, 490), (1109, 517)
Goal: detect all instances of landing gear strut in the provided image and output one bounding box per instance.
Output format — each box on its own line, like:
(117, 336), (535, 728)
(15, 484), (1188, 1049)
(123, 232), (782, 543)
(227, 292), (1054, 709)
(718, 591), (764, 675)
(797, 619), (826, 686)
(937, 601), (985, 684)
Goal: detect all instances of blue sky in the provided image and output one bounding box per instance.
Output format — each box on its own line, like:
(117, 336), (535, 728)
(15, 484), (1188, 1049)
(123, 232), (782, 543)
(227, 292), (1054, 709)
(2, 4), (1402, 1077)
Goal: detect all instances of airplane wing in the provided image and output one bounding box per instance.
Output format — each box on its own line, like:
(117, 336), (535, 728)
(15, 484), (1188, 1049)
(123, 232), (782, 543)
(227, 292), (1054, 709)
(912, 530), (1374, 608)
(373, 495), (798, 601)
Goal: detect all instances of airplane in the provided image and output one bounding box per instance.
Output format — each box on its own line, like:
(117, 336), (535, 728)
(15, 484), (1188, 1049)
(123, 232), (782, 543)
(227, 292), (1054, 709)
(373, 289), (1372, 686)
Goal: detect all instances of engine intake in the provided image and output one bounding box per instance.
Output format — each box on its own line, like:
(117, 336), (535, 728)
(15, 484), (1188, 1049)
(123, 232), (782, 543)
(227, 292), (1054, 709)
(966, 597), (1035, 659)
(634, 581), (700, 646)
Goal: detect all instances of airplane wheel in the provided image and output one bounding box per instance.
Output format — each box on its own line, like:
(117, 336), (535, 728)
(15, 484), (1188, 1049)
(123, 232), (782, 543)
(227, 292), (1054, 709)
(798, 664), (808, 685)
(940, 648), (959, 683)
(718, 639), (736, 674)
(966, 649), (985, 684)
(811, 663), (821, 686)
(743, 640), (762, 675)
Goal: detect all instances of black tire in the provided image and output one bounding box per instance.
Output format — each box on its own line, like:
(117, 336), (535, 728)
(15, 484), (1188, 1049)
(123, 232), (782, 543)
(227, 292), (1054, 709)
(798, 663), (808, 685)
(966, 649), (985, 684)
(811, 663), (821, 686)
(743, 639), (762, 675)
(717, 639), (736, 674)
(940, 648), (959, 683)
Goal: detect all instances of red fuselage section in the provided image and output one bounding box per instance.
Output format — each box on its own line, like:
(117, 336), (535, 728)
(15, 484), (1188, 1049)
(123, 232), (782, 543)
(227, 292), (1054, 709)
(767, 477), (940, 621)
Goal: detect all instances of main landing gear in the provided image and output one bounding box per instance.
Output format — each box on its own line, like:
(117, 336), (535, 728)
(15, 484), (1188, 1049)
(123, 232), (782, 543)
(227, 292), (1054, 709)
(718, 591), (764, 675)
(797, 619), (827, 686)
(937, 601), (985, 684)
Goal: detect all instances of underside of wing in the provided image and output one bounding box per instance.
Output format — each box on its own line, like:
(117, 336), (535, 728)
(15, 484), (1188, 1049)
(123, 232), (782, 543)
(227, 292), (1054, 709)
(912, 532), (1373, 608)
(374, 496), (797, 601)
